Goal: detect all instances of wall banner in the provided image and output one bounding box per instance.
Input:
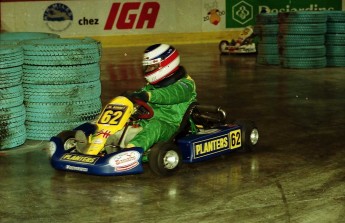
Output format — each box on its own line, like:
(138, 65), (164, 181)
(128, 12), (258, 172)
(226, 0), (343, 28)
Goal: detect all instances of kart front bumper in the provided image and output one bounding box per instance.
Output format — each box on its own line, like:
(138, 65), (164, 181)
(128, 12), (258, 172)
(49, 137), (144, 176)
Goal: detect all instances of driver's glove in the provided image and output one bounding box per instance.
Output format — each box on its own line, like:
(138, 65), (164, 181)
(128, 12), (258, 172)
(130, 91), (149, 102)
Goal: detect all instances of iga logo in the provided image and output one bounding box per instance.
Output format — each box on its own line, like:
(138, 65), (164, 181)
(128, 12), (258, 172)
(232, 1), (253, 25)
(104, 2), (160, 30)
(43, 3), (73, 31)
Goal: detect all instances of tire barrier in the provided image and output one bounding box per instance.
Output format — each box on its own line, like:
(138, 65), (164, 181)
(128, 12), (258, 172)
(278, 11), (327, 69)
(0, 32), (60, 46)
(278, 11), (327, 24)
(0, 32), (59, 41)
(25, 121), (85, 141)
(0, 45), (26, 150)
(255, 13), (280, 65)
(325, 11), (345, 67)
(256, 11), (345, 68)
(23, 63), (100, 85)
(22, 38), (101, 66)
(21, 37), (102, 140)
(0, 45), (24, 69)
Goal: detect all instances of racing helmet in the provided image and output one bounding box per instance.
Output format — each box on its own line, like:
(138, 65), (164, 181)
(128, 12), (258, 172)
(142, 44), (180, 84)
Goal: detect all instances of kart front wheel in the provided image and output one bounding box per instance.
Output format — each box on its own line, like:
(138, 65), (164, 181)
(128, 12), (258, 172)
(57, 130), (76, 151)
(148, 142), (182, 176)
(219, 40), (229, 54)
(234, 120), (259, 152)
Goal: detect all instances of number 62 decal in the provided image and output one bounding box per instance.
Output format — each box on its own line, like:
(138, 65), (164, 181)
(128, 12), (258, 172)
(99, 109), (123, 125)
(229, 129), (241, 149)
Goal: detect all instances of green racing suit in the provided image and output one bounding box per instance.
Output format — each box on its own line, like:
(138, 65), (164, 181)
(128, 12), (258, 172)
(129, 73), (197, 151)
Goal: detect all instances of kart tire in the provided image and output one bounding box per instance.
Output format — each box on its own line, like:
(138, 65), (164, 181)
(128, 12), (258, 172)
(234, 120), (259, 152)
(327, 57), (345, 67)
(326, 34), (345, 45)
(0, 45), (24, 69)
(256, 13), (278, 25)
(279, 23), (327, 35)
(281, 57), (327, 69)
(56, 130), (76, 151)
(278, 11), (327, 24)
(148, 142), (182, 176)
(0, 32), (59, 41)
(254, 24), (279, 35)
(219, 40), (229, 54)
(326, 11), (345, 22)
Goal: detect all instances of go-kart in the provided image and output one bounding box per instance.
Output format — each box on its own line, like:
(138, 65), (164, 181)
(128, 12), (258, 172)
(49, 96), (259, 176)
(219, 26), (257, 54)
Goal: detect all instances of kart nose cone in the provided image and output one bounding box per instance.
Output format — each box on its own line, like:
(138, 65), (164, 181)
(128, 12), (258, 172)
(250, 128), (259, 145)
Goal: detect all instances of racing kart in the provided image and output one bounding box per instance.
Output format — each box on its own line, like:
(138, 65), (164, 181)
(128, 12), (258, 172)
(49, 96), (259, 176)
(219, 26), (257, 54)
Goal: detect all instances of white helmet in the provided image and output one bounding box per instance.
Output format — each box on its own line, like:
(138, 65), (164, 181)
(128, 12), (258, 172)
(142, 44), (180, 84)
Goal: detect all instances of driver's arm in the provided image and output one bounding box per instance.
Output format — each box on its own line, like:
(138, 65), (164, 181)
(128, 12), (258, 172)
(148, 76), (196, 105)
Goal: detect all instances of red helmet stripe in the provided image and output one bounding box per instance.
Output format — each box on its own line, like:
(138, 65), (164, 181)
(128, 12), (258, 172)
(160, 49), (178, 67)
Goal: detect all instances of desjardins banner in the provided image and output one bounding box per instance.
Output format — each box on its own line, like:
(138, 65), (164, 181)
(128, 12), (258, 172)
(226, 0), (342, 28)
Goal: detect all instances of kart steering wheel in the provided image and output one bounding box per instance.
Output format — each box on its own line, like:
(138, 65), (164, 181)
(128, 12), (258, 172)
(132, 98), (154, 119)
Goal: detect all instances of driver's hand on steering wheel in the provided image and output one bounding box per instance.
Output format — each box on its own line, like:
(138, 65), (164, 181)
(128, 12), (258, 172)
(129, 91), (150, 102)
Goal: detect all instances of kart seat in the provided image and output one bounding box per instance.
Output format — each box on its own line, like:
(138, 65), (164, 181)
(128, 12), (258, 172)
(191, 105), (227, 128)
(171, 103), (227, 142)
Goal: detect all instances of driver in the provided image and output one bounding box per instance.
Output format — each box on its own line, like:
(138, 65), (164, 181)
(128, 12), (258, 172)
(125, 43), (197, 151)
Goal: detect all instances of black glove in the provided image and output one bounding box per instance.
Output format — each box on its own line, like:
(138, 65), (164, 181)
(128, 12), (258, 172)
(129, 91), (149, 102)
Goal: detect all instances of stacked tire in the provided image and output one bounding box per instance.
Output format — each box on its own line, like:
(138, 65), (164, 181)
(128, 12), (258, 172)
(0, 32), (59, 45)
(278, 11), (327, 69)
(325, 11), (345, 67)
(21, 38), (102, 140)
(0, 45), (26, 149)
(255, 13), (280, 65)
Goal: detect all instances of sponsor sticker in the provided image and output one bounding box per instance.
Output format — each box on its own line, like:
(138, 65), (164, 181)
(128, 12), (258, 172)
(194, 134), (230, 159)
(109, 151), (140, 172)
(65, 165), (88, 172)
(60, 154), (99, 164)
(43, 3), (73, 31)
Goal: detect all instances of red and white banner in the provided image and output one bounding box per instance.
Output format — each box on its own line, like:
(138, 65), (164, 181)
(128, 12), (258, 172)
(1, 0), (229, 37)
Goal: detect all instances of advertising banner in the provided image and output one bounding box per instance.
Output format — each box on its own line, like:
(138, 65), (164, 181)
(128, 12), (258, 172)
(0, 0), (343, 38)
(226, 0), (343, 28)
(1, 0), (213, 36)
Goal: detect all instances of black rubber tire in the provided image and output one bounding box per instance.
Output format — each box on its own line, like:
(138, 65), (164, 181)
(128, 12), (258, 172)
(219, 40), (229, 54)
(148, 142), (182, 176)
(234, 120), (259, 152)
(56, 130), (76, 151)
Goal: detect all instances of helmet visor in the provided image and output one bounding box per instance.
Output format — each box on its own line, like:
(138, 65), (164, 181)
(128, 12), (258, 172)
(143, 63), (160, 74)
(142, 58), (162, 74)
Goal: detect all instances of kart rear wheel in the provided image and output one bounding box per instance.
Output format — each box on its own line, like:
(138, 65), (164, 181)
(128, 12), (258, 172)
(57, 130), (76, 151)
(148, 142), (182, 176)
(219, 40), (229, 54)
(234, 120), (259, 152)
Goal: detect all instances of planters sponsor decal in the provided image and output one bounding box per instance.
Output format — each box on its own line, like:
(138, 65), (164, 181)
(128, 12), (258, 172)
(194, 134), (229, 159)
(193, 130), (242, 159)
(61, 154), (99, 164)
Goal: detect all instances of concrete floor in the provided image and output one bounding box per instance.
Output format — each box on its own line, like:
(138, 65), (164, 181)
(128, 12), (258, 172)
(1, 43), (344, 223)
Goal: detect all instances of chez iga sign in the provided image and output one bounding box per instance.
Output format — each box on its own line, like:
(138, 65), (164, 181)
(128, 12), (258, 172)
(226, 0), (342, 28)
(104, 2), (159, 30)
(43, 2), (159, 32)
